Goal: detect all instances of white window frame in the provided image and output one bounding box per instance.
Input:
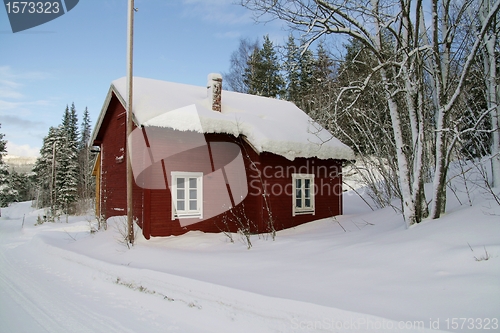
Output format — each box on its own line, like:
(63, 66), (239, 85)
(171, 172), (203, 220)
(292, 173), (315, 216)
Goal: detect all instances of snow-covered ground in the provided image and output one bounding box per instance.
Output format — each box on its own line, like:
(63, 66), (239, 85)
(1, 173), (499, 332)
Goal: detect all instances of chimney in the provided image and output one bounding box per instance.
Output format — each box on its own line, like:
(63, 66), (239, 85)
(207, 73), (222, 112)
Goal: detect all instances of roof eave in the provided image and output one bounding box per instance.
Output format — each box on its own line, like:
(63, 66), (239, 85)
(89, 83), (139, 147)
(89, 85), (115, 147)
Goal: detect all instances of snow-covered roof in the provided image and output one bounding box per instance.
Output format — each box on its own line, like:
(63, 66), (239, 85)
(97, 76), (354, 161)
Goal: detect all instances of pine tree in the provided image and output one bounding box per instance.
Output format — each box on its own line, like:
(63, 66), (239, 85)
(224, 38), (259, 93)
(8, 170), (32, 202)
(0, 124), (18, 206)
(306, 41), (336, 116)
(284, 34), (301, 104)
(79, 107), (91, 151)
(57, 136), (79, 216)
(58, 104), (79, 215)
(243, 44), (263, 95)
(78, 107), (94, 203)
(243, 35), (284, 98)
(298, 46), (315, 111)
(259, 35), (285, 98)
(334, 38), (390, 155)
(313, 42), (335, 87)
(33, 126), (65, 212)
(62, 103), (79, 146)
(33, 104), (90, 216)
(0, 126), (6, 155)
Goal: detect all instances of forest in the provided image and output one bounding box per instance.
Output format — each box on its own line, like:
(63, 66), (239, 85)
(1, 0), (499, 227)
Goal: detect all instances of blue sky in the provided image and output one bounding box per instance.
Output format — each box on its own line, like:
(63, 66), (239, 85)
(0, 0), (289, 157)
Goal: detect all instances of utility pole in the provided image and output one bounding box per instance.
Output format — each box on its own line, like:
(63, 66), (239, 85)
(50, 140), (56, 219)
(126, 0), (135, 245)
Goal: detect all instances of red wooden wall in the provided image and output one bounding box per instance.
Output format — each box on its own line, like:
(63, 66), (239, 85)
(94, 93), (344, 238)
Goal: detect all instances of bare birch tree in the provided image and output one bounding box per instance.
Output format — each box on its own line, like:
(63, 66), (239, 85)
(241, 0), (500, 226)
(477, 0), (500, 186)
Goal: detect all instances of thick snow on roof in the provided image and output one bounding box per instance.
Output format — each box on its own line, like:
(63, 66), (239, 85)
(112, 77), (354, 161)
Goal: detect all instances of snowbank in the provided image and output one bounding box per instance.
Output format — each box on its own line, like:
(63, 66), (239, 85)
(1, 165), (499, 332)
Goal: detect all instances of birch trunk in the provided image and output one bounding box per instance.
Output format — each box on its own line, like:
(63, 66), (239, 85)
(481, 0), (500, 186)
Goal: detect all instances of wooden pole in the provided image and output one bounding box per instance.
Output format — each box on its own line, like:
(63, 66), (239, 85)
(126, 0), (135, 245)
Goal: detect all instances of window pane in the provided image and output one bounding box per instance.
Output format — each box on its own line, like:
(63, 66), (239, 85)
(296, 188), (302, 200)
(189, 200), (197, 211)
(189, 178), (197, 189)
(177, 200), (185, 211)
(189, 189), (197, 200)
(305, 178), (310, 189)
(177, 177), (185, 188)
(305, 188), (310, 199)
(296, 198), (302, 208)
(305, 198), (311, 207)
(177, 189), (185, 200)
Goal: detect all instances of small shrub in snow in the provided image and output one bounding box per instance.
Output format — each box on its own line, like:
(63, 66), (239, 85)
(35, 214), (44, 226)
(468, 243), (492, 262)
(114, 216), (139, 249)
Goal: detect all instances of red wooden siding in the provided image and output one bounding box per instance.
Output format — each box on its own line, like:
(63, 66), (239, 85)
(139, 133), (263, 237)
(93, 94), (345, 238)
(258, 153), (343, 231)
(96, 95), (128, 221)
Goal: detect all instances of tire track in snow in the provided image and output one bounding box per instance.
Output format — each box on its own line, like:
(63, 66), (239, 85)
(0, 227), (139, 333)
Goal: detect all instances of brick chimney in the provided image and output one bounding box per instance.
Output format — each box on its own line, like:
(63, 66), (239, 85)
(207, 73), (222, 112)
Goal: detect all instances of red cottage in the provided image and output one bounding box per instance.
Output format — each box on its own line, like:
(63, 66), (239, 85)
(91, 74), (354, 239)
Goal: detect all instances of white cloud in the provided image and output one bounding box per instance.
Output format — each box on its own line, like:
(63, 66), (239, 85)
(215, 31), (241, 39)
(0, 115), (45, 128)
(0, 99), (54, 112)
(0, 66), (53, 81)
(0, 66), (55, 111)
(0, 77), (23, 99)
(5, 141), (40, 158)
(181, 0), (253, 25)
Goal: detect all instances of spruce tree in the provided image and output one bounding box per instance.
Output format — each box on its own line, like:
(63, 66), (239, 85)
(79, 107), (91, 151)
(78, 107), (94, 202)
(57, 136), (78, 216)
(0, 125), (18, 206)
(59, 104), (79, 215)
(284, 34), (301, 104)
(34, 104), (90, 216)
(307, 41), (336, 116)
(225, 38), (259, 93)
(9, 170), (32, 202)
(259, 35), (285, 98)
(243, 35), (284, 98)
(297, 46), (315, 112)
(33, 126), (64, 211)
(334, 38), (390, 154)
(243, 45), (263, 95)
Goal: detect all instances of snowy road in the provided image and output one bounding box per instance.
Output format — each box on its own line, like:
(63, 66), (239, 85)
(0, 213), (220, 333)
(0, 219), (156, 333)
(0, 216), (372, 333)
(0, 214), (339, 333)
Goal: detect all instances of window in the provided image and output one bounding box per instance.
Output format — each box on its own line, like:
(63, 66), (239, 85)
(292, 173), (315, 216)
(171, 172), (203, 219)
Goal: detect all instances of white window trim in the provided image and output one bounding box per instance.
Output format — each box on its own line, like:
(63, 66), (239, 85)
(171, 172), (203, 220)
(292, 173), (315, 216)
